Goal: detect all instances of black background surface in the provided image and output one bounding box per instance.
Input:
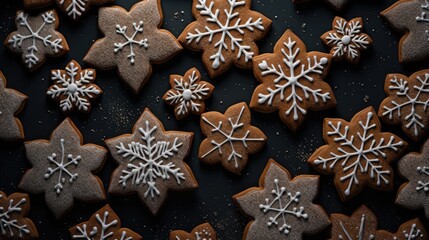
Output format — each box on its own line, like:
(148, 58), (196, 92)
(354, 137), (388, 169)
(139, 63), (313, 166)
(0, 0), (428, 239)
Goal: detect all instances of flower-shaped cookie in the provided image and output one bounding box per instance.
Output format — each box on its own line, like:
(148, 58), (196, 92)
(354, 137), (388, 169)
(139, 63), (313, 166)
(84, 0), (182, 94)
(170, 223), (217, 240)
(163, 68), (214, 120)
(321, 17), (372, 64)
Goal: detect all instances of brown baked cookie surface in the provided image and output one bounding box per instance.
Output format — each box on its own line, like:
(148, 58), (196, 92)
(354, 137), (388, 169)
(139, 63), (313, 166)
(169, 223), (217, 240)
(376, 218), (427, 240)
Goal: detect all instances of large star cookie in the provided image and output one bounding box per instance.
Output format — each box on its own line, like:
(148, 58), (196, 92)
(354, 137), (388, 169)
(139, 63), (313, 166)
(105, 108), (198, 215)
(178, 0), (272, 78)
(169, 223), (217, 240)
(382, 0), (429, 62)
(233, 159), (330, 239)
(0, 71), (27, 141)
(84, 0), (182, 94)
(19, 118), (107, 218)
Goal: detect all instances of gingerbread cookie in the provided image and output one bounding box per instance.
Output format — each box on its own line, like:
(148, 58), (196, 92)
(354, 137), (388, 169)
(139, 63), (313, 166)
(169, 223), (217, 240)
(105, 108), (198, 215)
(84, 0), (182, 94)
(0, 71), (27, 142)
(0, 191), (38, 239)
(378, 70), (429, 142)
(308, 107), (407, 201)
(19, 118), (107, 219)
(233, 159), (330, 239)
(381, 0), (429, 63)
(396, 138), (429, 219)
(70, 204), (142, 239)
(47, 60), (102, 114)
(321, 17), (373, 64)
(199, 102), (266, 175)
(250, 29), (335, 131)
(163, 68), (214, 120)
(5, 10), (69, 71)
(178, 0), (272, 78)
(377, 218), (427, 239)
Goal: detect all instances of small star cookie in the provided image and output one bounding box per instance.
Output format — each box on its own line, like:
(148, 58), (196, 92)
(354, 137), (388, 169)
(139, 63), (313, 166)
(169, 223), (217, 240)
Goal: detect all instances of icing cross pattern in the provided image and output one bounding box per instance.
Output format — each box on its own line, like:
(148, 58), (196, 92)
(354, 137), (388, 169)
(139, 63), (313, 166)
(416, 0), (429, 41)
(338, 214), (374, 240)
(0, 194), (30, 237)
(114, 21), (148, 64)
(416, 165), (429, 192)
(45, 139), (81, 194)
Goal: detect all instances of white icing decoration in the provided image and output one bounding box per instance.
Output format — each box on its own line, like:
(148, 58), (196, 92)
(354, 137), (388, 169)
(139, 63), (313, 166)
(186, 0), (265, 69)
(416, 166), (429, 192)
(416, 0), (429, 42)
(0, 194), (30, 237)
(324, 18), (370, 59)
(338, 214), (375, 240)
(174, 229), (213, 240)
(47, 61), (101, 112)
(258, 178), (308, 235)
(7, 11), (64, 69)
(382, 74), (429, 138)
(393, 223), (424, 240)
(257, 37), (330, 121)
(59, 0), (87, 19)
(313, 111), (404, 196)
(166, 70), (211, 116)
(45, 138), (81, 194)
(114, 21), (148, 65)
(115, 120), (185, 198)
(201, 105), (265, 168)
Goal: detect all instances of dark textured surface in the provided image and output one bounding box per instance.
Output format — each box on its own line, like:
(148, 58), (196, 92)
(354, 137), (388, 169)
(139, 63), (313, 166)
(0, 0), (428, 239)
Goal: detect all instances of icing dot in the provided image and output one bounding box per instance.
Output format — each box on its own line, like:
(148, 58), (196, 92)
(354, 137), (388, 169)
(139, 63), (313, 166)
(341, 35), (351, 45)
(182, 89), (192, 101)
(320, 57), (328, 65)
(67, 84), (78, 94)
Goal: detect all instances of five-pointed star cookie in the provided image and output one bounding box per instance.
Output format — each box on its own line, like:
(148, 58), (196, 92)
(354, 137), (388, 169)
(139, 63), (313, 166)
(169, 223), (217, 240)
(250, 30), (335, 131)
(84, 0), (182, 94)
(382, 0), (429, 63)
(233, 159), (330, 240)
(198, 102), (266, 175)
(163, 68), (214, 120)
(69, 205), (142, 240)
(178, 0), (272, 78)
(4, 10), (69, 71)
(308, 107), (407, 201)
(105, 108), (198, 215)
(0, 71), (27, 142)
(19, 118), (107, 219)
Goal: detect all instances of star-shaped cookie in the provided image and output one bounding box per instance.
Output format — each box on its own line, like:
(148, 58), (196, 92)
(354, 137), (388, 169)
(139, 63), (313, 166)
(382, 0), (429, 63)
(84, 0), (182, 94)
(233, 159), (330, 239)
(377, 218), (427, 239)
(19, 118), (107, 219)
(105, 108), (198, 215)
(178, 0), (272, 78)
(169, 223), (217, 240)
(0, 71), (27, 142)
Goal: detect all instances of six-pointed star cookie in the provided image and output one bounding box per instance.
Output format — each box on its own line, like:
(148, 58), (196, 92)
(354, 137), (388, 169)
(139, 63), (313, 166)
(19, 118), (107, 219)
(169, 223), (217, 240)
(105, 108), (198, 215)
(250, 29), (335, 131)
(198, 102), (266, 175)
(0, 71), (27, 142)
(4, 10), (69, 71)
(84, 0), (182, 94)
(308, 107), (407, 201)
(382, 0), (429, 63)
(233, 159), (330, 240)
(178, 0), (272, 78)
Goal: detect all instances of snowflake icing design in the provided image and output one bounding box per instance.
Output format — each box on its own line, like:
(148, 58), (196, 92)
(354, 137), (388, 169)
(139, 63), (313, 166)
(59, 0), (87, 19)
(114, 21), (148, 65)
(416, 166), (429, 192)
(45, 138), (80, 194)
(7, 11), (65, 69)
(398, 223), (425, 240)
(116, 120), (185, 198)
(185, 0), (266, 69)
(337, 214), (375, 240)
(0, 194), (30, 238)
(416, 0), (429, 41)
(259, 179), (308, 235)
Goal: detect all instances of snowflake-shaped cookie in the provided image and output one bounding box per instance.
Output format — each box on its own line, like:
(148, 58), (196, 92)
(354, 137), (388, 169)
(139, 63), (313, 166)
(321, 17), (373, 64)
(199, 102), (266, 174)
(0, 191), (39, 239)
(377, 218), (427, 239)
(105, 108), (198, 215)
(178, 0), (272, 78)
(382, 0), (429, 62)
(308, 107), (407, 201)
(163, 68), (214, 120)
(378, 70), (429, 142)
(0, 71), (27, 142)
(169, 223), (217, 240)
(70, 205), (142, 240)
(234, 159), (330, 239)
(19, 118), (107, 218)
(84, 0), (182, 94)
(47, 60), (102, 114)
(250, 30), (335, 131)
(5, 10), (69, 71)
